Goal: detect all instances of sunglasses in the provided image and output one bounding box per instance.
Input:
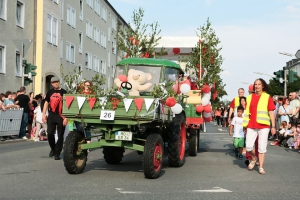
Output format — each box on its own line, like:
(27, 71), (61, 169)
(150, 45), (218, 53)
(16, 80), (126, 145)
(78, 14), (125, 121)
(51, 81), (59, 83)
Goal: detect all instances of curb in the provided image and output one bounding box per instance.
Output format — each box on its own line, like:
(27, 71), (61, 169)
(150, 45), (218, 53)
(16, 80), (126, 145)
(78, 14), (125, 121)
(0, 138), (31, 145)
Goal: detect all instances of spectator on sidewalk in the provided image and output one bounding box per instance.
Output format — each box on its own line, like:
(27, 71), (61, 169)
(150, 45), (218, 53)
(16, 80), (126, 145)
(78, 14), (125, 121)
(289, 92), (300, 125)
(3, 91), (20, 110)
(14, 87), (30, 139)
(215, 107), (221, 127)
(42, 77), (67, 160)
(278, 98), (292, 124)
(33, 99), (48, 142)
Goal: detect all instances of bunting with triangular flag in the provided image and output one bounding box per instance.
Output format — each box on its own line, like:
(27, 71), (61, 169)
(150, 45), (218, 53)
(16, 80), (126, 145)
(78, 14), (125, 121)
(111, 97), (120, 110)
(88, 97), (97, 110)
(77, 96), (86, 110)
(123, 98), (133, 112)
(65, 96), (74, 109)
(144, 98), (154, 112)
(134, 98), (144, 111)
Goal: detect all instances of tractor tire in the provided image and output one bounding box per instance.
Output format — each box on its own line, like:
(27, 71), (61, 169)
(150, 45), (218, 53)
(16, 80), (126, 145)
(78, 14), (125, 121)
(143, 134), (164, 179)
(103, 147), (124, 164)
(168, 113), (186, 167)
(197, 129), (200, 150)
(63, 131), (87, 174)
(189, 129), (198, 157)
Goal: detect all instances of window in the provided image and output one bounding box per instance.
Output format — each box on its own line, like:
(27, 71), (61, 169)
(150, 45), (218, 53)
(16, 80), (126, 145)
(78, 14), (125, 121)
(16, 1), (24, 27)
(101, 60), (106, 75)
(60, 38), (63, 58)
(86, 20), (93, 39)
(94, 0), (100, 15)
(79, 32), (82, 53)
(108, 11), (111, 18)
(85, 52), (92, 69)
(93, 56), (99, 72)
(102, 6), (107, 21)
(108, 26), (111, 42)
(101, 32), (106, 48)
(86, 0), (93, 9)
(112, 15), (117, 31)
(66, 41), (75, 63)
(112, 40), (116, 55)
(47, 14), (58, 45)
(0, 45), (5, 73)
(67, 5), (76, 28)
(108, 51), (110, 68)
(15, 51), (21, 76)
(61, 0), (64, 21)
(0, 0), (7, 20)
(78, 64), (82, 73)
(93, 26), (100, 44)
(79, 0), (83, 20)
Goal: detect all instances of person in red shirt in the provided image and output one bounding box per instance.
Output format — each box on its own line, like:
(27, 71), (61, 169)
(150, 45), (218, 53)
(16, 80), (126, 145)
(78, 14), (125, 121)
(243, 78), (276, 175)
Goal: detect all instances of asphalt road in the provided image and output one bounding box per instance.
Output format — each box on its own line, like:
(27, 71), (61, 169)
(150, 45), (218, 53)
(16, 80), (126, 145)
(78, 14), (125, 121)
(1, 122), (300, 200)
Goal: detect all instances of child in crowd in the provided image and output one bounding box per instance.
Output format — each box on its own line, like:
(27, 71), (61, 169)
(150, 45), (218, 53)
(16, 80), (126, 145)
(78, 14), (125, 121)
(271, 121), (288, 146)
(285, 122), (296, 148)
(293, 119), (300, 151)
(229, 106), (245, 159)
(33, 99), (48, 142)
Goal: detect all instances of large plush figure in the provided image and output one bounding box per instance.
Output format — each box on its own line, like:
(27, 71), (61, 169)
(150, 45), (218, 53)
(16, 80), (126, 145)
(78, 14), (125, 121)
(114, 69), (152, 96)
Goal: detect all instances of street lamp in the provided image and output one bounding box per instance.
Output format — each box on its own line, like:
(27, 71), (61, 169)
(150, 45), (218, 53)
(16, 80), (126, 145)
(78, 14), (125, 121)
(241, 82), (251, 85)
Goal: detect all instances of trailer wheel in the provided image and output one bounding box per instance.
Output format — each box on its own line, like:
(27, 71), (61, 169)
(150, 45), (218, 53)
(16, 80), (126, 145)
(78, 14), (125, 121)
(103, 147), (124, 164)
(197, 129), (200, 150)
(143, 134), (163, 179)
(63, 131), (87, 174)
(168, 113), (186, 167)
(188, 129), (198, 156)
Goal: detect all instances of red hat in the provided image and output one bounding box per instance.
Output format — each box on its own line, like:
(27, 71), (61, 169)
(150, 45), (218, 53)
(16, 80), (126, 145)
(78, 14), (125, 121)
(248, 84), (254, 92)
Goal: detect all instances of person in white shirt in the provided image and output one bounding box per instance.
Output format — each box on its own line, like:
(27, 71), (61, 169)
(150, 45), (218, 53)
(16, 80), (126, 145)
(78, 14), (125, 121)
(229, 106), (245, 159)
(33, 99), (48, 142)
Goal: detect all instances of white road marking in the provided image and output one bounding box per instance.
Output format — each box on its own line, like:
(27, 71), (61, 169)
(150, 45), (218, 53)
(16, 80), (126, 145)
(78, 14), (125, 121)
(115, 188), (150, 194)
(191, 187), (232, 193)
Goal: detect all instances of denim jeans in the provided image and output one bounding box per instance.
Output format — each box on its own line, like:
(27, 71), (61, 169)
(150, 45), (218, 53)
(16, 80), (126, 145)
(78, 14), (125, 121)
(74, 121), (91, 141)
(19, 112), (29, 138)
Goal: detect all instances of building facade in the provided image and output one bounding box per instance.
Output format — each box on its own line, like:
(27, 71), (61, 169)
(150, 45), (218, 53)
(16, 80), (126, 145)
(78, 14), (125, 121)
(0, 0), (127, 95)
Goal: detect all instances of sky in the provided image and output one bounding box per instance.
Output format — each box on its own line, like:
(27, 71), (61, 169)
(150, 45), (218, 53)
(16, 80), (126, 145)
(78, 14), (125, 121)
(109, 0), (300, 100)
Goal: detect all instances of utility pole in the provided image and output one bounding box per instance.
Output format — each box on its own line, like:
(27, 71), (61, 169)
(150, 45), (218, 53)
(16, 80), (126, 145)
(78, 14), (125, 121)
(284, 69), (288, 97)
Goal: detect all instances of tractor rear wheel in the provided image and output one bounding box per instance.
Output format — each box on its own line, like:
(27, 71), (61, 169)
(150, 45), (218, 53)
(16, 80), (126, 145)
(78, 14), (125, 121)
(103, 147), (124, 164)
(63, 131), (87, 174)
(143, 134), (164, 179)
(168, 113), (186, 167)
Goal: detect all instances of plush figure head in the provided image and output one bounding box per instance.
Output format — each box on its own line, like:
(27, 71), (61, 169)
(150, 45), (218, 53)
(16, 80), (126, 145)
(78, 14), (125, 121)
(127, 69), (152, 96)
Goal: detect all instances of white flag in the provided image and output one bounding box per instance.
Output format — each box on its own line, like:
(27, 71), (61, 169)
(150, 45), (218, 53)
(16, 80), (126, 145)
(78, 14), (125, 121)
(77, 96), (86, 110)
(123, 98), (133, 112)
(144, 98), (154, 111)
(99, 97), (107, 106)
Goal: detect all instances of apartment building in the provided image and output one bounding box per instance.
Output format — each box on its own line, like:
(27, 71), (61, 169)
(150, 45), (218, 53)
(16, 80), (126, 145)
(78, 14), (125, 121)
(0, 0), (127, 94)
(0, 0), (35, 92)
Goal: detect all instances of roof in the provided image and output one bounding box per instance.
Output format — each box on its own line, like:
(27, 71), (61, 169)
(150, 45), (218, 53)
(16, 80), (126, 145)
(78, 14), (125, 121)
(117, 58), (183, 72)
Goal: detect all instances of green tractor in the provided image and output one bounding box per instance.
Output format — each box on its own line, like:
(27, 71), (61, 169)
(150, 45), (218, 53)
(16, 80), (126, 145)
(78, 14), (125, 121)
(62, 58), (203, 179)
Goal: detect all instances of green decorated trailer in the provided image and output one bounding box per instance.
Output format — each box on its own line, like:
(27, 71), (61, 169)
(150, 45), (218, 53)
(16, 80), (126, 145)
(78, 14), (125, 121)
(62, 58), (203, 179)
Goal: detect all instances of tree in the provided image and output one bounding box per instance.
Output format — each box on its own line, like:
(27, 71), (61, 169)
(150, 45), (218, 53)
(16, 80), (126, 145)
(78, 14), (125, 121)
(267, 78), (283, 96)
(179, 19), (226, 103)
(114, 8), (163, 59)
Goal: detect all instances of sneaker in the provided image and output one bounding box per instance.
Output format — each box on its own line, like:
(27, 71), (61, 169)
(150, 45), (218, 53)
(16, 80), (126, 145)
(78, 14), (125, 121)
(34, 138), (39, 142)
(87, 149), (91, 153)
(239, 154), (243, 160)
(234, 149), (239, 157)
(22, 136), (28, 140)
(289, 146), (293, 149)
(268, 135), (274, 140)
(271, 141), (278, 146)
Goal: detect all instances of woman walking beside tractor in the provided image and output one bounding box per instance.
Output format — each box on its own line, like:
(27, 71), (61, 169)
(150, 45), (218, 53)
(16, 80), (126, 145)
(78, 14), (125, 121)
(242, 78), (276, 175)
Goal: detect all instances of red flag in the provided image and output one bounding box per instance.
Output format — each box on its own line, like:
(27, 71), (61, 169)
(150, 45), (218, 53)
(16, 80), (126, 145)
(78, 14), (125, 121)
(111, 97), (121, 110)
(65, 96), (74, 109)
(134, 98), (144, 111)
(213, 90), (218, 100)
(88, 97), (97, 110)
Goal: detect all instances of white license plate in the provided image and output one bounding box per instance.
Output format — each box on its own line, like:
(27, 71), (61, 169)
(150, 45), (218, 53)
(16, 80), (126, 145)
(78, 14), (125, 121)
(115, 131), (132, 141)
(100, 110), (115, 120)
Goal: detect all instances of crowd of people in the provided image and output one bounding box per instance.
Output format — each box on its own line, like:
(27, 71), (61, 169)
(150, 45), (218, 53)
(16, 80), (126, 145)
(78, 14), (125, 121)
(211, 79), (300, 175)
(0, 87), (46, 141)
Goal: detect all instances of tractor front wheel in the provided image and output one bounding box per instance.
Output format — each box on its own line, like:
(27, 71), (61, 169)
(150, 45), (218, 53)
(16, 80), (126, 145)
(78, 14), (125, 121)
(63, 131), (87, 174)
(189, 129), (198, 157)
(143, 134), (164, 179)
